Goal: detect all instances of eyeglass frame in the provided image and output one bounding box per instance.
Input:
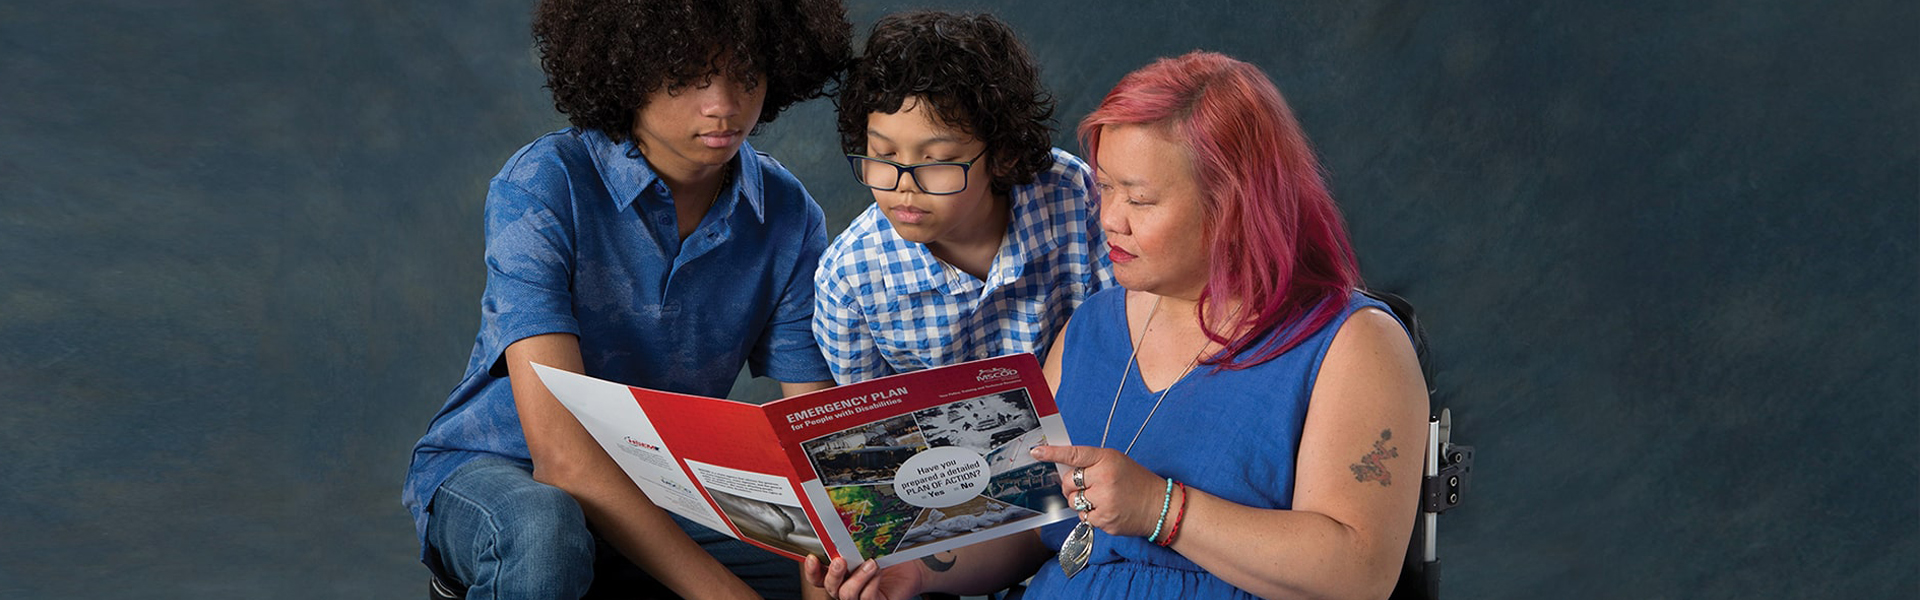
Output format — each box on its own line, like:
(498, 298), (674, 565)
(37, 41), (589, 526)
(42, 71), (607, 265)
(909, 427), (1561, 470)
(843, 147), (990, 196)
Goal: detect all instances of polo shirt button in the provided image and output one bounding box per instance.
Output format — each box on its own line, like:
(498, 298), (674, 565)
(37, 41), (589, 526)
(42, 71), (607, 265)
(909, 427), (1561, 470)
(658, 215), (671, 225)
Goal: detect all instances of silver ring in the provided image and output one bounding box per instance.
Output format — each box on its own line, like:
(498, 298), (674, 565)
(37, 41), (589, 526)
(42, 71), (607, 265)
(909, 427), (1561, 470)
(1072, 467), (1086, 489)
(1073, 491), (1094, 512)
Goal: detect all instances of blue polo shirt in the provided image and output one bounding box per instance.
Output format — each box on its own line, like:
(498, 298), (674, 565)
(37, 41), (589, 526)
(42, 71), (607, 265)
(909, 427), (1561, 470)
(402, 128), (833, 547)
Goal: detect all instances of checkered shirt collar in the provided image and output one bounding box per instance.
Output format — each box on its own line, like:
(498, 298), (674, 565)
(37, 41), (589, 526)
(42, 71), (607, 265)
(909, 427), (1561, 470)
(875, 181), (1054, 296)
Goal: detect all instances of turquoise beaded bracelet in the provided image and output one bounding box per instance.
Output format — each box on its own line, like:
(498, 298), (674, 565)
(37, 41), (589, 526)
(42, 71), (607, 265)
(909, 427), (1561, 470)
(1149, 477), (1174, 543)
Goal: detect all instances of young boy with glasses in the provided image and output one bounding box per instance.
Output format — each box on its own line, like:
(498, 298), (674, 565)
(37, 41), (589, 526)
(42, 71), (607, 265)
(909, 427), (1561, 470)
(812, 11), (1114, 384)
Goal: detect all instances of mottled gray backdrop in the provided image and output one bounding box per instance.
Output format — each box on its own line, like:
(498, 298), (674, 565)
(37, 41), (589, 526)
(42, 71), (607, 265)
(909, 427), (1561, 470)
(1, 1), (1913, 598)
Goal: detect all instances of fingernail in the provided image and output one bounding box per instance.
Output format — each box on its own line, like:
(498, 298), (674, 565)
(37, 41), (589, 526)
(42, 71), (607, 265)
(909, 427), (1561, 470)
(862, 560), (877, 572)
(1029, 445), (1044, 458)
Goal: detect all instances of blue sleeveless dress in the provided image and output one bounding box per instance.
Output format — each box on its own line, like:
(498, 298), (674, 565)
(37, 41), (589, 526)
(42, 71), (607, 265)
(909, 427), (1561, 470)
(1024, 288), (1393, 599)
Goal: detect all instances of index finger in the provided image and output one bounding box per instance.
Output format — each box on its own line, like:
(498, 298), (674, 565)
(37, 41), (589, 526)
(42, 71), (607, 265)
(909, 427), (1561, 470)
(1031, 444), (1105, 468)
(802, 554), (829, 588)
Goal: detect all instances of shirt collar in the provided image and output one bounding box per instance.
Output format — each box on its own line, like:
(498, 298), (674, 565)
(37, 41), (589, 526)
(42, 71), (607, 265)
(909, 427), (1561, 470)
(584, 128), (767, 223)
(877, 179), (1057, 295)
(995, 179), (1052, 280)
(876, 221), (953, 295)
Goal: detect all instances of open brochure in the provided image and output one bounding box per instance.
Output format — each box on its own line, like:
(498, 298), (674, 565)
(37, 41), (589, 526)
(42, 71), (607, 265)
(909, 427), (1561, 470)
(531, 354), (1075, 569)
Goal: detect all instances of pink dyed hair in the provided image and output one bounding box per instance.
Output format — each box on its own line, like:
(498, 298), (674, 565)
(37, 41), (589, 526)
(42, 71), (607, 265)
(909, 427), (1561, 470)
(1079, 51), (1362, 369)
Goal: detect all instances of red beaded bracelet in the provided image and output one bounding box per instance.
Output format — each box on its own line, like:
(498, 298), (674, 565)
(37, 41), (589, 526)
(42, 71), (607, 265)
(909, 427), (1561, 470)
(1157, 481), (1188, 547)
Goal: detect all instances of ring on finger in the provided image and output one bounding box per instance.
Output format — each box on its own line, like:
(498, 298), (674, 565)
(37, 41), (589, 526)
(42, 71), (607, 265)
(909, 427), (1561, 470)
(1073, 490), (1094, 512)
(1072, 467), (1086, 489)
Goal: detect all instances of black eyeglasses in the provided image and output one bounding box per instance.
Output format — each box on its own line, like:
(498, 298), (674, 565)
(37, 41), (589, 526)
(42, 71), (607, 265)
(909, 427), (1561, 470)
(844, 148), (988, 195)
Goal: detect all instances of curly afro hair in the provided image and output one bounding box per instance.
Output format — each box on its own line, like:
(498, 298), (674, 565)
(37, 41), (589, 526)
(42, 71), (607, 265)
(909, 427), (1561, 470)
(836, 11), (1056, 195)
(533, 0), (852, 143)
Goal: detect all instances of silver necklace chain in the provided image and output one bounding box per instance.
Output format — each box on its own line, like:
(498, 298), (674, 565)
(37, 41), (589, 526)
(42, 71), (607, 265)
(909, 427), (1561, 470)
(1098, 296), (1202, 454)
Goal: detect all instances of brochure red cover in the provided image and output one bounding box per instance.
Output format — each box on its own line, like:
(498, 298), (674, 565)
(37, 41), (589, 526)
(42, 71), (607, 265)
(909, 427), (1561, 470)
(531, 353), (1075, 569)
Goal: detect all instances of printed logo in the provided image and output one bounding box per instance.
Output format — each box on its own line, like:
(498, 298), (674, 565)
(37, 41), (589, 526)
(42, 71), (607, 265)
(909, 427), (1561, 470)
(975, 367), (1017, 382)
(623, 436), (661, 452)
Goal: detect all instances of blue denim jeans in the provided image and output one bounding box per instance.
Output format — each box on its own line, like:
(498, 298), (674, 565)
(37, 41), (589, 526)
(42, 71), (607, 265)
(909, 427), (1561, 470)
(425, 455), (802, 600)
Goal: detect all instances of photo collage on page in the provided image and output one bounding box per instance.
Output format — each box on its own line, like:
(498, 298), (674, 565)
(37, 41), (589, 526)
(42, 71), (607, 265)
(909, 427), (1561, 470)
(801, 389), (1062, 558)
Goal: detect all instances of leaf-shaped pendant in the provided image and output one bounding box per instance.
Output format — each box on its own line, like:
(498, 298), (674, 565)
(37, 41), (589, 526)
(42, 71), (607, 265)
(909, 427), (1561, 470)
(1058, 521), (1093, 577)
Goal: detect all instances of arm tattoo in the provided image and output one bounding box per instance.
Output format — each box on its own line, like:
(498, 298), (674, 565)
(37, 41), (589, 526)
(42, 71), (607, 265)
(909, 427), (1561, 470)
(920, 551), (957, 572)
(1349, 429), (1399, 486)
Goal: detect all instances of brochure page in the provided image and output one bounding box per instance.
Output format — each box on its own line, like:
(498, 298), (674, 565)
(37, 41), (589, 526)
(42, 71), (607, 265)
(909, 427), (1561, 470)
(530, 362), (730, 533)
(772, 356), (1073, 568)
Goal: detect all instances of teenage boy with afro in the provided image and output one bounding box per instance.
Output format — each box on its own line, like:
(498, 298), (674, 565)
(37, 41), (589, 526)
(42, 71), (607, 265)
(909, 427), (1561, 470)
(402, 1), (850, 598)
(811, 11), (1114, 384)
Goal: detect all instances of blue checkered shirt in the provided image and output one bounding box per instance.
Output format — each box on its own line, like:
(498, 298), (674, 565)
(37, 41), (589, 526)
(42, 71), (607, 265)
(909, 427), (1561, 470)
(813, 148), (1115, 383)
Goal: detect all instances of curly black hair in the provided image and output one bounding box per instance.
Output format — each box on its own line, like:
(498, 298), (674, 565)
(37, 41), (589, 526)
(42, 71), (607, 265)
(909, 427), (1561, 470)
(836, 11), (1056, 195)
(533, 0), (852, 143)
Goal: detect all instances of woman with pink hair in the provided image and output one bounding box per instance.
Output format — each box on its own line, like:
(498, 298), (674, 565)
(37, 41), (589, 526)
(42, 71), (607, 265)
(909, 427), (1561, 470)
(809, 51), (1427, 600)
